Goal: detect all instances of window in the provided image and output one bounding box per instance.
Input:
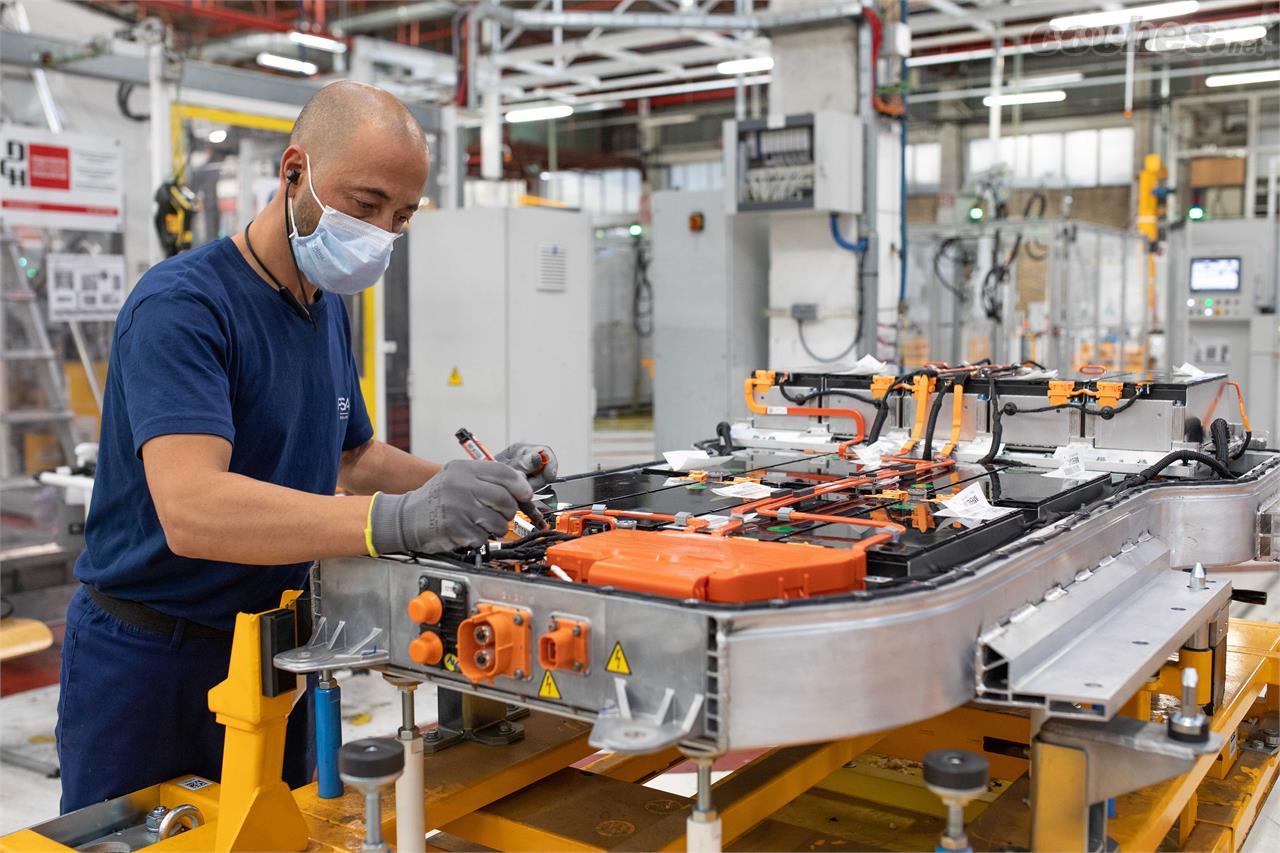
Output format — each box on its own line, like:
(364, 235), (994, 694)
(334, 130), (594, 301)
(966, 127), (1134, 188)
(907, 142), (941, 192)
(541, 168), (642, 214)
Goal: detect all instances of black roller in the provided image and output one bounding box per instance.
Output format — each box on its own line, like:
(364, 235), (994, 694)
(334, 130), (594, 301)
(923, 749), (989, 791)
(339, 738), (404, 780)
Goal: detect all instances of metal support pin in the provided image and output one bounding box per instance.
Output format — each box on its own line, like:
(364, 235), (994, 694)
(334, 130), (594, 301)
(1168, 666), (1210, 743)
(685, 754), (722, 853)
(384, 676), (425, 853)
(1189, 561), (1207, 590)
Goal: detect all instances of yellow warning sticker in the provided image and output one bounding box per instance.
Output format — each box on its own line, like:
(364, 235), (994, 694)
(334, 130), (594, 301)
(606, 642), (632, 676)
(443, 653), (459, 672)
(538, 670), (562, 700)
(448, 367), (463, 386)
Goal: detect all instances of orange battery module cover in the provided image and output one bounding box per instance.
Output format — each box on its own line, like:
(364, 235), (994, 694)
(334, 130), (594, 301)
(544, 530), (866, 603)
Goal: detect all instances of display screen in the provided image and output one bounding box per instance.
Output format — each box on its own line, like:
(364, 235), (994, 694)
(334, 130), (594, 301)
(1189, 257), (1242, 292)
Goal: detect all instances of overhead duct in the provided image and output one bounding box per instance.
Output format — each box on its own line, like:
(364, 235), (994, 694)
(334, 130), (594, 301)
(331, 2), (458, 37)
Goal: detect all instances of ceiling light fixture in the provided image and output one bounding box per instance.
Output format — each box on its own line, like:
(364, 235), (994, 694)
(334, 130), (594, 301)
(505, 104), (574, 123)
(256, 52), (318, 76)
(208, 129), (228, 144)
(1051, 1), (1199, 30)
(1205, 68), (1280, 87)
(1146, 24), (1269, 51)
(982, 90), (1068, 107)
(288, 31), (348, 53)
(716, 56), (774, 75)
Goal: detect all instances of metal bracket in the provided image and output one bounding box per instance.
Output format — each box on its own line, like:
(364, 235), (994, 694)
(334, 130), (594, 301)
(1031, 715), (1222, 851)
(589, 677), (705, 753)
(273, 616), (388, 673)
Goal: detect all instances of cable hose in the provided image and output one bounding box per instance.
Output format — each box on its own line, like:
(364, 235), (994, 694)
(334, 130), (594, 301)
(1210, 418), (1231, 468)
(1125, 450), (1236, 486)
(979, 376), (1003, 466)
(921, 383), (951, 461)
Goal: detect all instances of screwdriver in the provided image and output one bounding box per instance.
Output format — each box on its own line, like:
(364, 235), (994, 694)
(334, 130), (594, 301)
(455, 428), (546, 533)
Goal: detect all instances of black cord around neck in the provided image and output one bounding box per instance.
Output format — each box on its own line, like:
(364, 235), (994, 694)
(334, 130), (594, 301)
(244, 218), (313, 327)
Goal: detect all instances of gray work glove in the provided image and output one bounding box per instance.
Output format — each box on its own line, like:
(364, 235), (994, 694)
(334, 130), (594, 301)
(495, 442), (558, 491)
(369, 459), (534, 555)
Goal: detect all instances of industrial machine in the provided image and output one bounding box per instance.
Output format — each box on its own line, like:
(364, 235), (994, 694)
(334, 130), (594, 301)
(407, 206), (594, 473)
(650, 191), (769, 452)
(1168, 218), (1280, 440)
(8, 362), (1280, 853)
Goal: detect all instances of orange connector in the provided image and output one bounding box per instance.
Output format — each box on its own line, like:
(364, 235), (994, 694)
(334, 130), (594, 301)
(1095, 381), (1125, 410)
(456, 603), (532, 685)
(1048, 380), (1076, 407)
(538, 616), (590, 674)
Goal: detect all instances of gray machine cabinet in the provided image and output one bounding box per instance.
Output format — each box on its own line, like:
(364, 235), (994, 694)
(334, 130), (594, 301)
(651, 191), (769, 452)
(407, 207), (593, 474)
(1169, 218), (1280, 439)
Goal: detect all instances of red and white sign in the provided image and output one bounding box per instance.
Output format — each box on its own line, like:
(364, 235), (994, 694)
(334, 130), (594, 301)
(0, 125), (123, 232)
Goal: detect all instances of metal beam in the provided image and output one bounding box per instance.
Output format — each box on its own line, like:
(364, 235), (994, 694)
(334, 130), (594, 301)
(923, 0), (996, 36)
(479, 1), (863, 32)
(330, 1), (457, 37)
(0, 30), (445, 129)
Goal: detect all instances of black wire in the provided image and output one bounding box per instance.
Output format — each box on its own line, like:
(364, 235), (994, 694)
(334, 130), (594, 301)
(631, 235), (654, 338)
(797, 248), (864, 364)
(921, 381), (953, 461)
(979, 376), (1003, 465)
(777, 379), (878, 407)
(1230, 431), (1252, 462)
(116, 82), (148, 122)
(1210, 418), (1231, 468)
(1122, 450), (1236, 486)
(932, 236), (973, 302)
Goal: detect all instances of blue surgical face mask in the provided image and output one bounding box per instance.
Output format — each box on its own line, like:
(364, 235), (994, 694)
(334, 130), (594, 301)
(288, 154), (400, 295)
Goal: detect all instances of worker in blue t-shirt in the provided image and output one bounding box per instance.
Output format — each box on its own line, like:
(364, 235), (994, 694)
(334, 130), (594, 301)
(56, 81), (558, 812)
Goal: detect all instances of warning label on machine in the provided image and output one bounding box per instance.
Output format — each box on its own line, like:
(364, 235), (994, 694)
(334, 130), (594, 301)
(606, 642), (631, 675)
(538, 670), (561, 699)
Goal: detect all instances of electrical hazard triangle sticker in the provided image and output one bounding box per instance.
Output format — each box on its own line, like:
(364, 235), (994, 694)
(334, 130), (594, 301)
(606, 642), (631, 676)
(538, 670), (562, 700)
(447, 367), (463, 387)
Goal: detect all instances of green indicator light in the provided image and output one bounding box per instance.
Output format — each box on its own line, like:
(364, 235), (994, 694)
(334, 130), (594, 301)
(1188, 205), (1205, 221)
(1205, 297), (1214, 307)
(26, 268), (37, 278)
(628, 224), (643, 236)
(17, 257), (28, 268)
(968, 206), (984, 222)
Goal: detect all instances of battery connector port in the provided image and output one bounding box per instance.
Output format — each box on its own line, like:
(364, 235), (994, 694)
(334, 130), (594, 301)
(538, 616), (590, 674)
(457, 604), (532, 685)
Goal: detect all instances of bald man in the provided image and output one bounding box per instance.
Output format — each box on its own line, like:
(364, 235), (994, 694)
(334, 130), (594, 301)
(57, 82), (557, 811)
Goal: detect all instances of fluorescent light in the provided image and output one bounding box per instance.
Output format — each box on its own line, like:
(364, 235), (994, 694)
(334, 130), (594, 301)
(1015, 72), (1085, 89)
(1205, 68), (1280, 87)
(207, 129), (227, 144)
(504, 104), (574, 123)
(1051, 1), (1199, 30)
(256, 52), (318, 76)
(1146, 24), (1269, 51)
(716, 56), (774, 75)
(982, 90), (1067, 107)
(288, 31), (347, 54)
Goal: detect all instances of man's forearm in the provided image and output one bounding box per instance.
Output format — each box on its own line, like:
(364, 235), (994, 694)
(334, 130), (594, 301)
(340, 439), (442, 495)
(161, 471), (373, 564)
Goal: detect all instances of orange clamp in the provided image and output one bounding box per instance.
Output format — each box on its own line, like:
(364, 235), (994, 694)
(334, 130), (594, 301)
(1048, 380), (1076, 407)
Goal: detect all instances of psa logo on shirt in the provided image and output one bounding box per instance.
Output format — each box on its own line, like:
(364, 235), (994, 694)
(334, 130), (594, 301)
(337, 396), (351, 421)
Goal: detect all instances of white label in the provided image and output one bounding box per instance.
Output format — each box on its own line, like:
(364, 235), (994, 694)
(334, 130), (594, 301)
(765, 406), (788, 415)
(766, 114), (786, 129)
(711, 482), (777, 500)
(1174, 361), (1206, 378)
(662, 450), (733, 472)
(47, 253), (127, 322)
(440, 579), (460, 599)
(176, 776), (213, 791)
(935, 483), (1016, 521)
(0, 126), (123, 231)
(1043, 447), (1103, 480)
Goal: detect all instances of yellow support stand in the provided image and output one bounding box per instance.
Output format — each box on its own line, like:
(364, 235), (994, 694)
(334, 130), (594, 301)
(206, 591), (309, 852)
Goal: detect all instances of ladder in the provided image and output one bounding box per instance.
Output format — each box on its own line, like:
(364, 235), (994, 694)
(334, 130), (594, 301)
(1, 229), (77, 486)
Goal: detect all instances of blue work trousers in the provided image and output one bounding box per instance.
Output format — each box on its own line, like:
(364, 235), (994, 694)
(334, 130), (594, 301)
(56, 586), (314, 812)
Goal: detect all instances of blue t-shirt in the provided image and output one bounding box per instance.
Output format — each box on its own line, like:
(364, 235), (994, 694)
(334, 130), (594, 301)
(75, 237), (373, 630)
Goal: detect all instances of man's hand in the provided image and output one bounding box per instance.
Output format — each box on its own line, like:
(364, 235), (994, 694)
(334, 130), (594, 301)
(368, 459), (533, 554)
(495, 442), (558, 491)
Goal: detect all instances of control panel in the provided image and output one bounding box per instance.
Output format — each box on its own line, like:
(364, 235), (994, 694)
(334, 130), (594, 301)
(723, 111), (862, 214)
